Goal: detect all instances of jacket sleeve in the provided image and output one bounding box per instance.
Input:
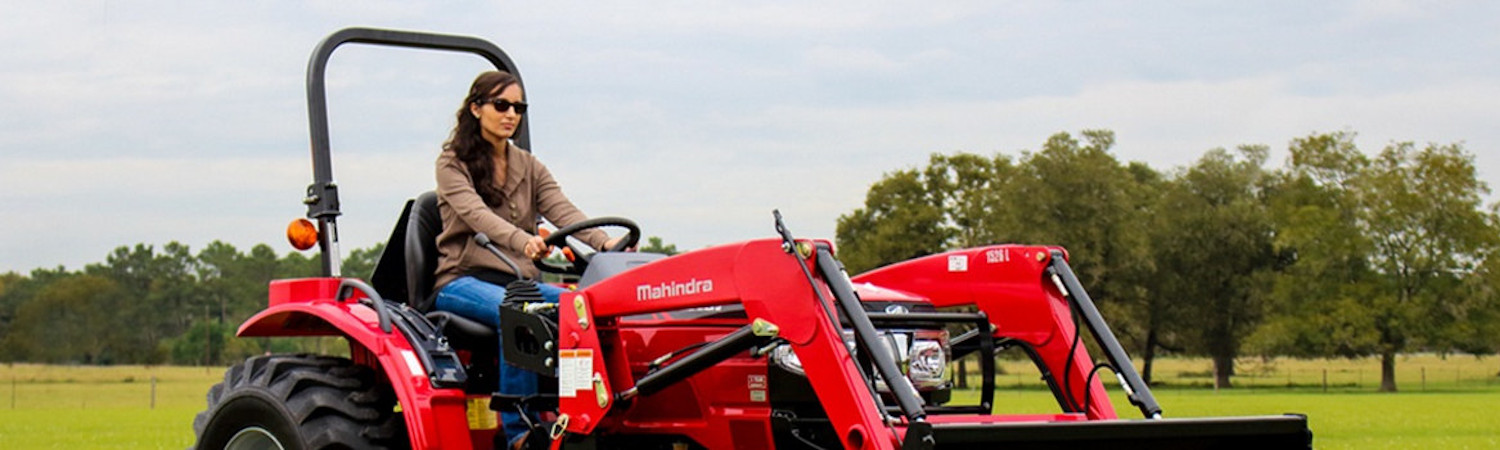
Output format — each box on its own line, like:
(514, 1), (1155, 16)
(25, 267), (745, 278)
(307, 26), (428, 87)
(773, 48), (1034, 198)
(531, 160), (610, 249)
(435, 151), (533, 252)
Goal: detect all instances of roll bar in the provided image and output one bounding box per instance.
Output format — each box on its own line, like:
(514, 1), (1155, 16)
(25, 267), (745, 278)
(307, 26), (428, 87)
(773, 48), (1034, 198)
(302, 27), (528, 276)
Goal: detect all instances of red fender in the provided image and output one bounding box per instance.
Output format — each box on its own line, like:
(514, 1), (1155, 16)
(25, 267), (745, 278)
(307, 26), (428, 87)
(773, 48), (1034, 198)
(237, 277), (474, 450)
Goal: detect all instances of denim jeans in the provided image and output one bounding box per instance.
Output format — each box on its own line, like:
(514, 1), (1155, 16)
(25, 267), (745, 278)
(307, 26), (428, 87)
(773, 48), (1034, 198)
(434, 275), (566, 446)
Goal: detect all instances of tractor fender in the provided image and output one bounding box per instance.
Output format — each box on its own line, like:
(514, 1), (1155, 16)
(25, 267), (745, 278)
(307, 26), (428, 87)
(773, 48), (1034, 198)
(237, 278), (474, 450)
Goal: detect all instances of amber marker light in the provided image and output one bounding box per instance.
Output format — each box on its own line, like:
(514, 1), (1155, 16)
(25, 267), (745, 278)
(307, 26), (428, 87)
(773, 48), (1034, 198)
(287, 218), (319, 251)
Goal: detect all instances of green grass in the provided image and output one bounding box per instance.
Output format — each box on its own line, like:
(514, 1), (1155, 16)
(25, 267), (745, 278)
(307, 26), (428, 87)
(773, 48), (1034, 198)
(0, 364), (220, 449)
(2, 356), (1498, 449)
(966, 353), (1500, 392)
(950, 354), (1500, 449)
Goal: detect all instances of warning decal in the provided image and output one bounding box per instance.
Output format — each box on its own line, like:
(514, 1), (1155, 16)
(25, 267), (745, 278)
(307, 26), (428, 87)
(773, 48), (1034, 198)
(557, 349), (594, 398)
(948, 255), (969, 272)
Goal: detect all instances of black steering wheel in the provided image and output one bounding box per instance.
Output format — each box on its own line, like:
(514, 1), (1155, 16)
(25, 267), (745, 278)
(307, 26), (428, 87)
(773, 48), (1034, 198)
(537, 217), (641, 275)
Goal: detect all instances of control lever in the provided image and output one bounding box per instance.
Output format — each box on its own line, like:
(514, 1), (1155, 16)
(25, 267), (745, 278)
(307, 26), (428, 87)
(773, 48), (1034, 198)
(474, 232), (527, 281)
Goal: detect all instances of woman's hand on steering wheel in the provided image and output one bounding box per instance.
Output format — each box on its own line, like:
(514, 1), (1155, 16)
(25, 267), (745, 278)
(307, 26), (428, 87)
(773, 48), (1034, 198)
(536, 217), (641, 275)
(523, 235), (552, 260)
(603, 235), (635, 252)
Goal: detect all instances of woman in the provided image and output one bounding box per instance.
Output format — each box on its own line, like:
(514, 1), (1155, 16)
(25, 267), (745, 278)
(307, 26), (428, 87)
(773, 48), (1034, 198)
(432, 70), (625, 447)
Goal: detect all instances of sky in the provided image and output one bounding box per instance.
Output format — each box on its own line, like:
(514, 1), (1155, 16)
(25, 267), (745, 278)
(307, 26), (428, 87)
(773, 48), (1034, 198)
(3, 1), (1500, 273)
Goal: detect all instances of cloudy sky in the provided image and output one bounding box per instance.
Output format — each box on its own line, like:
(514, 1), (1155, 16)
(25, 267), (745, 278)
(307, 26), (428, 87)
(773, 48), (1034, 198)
(3, 1), (1500, 273)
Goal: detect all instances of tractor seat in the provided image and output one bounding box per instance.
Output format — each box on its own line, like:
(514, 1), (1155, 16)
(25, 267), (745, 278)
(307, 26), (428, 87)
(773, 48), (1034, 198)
(405, 191), (496, 346)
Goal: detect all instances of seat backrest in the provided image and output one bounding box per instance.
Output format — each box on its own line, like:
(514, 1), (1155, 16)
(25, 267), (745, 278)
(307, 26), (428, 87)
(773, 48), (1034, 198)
(406, 191), (443, 311)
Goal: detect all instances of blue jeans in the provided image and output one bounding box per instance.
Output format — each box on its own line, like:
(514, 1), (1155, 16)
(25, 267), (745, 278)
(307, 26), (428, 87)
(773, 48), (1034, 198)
(434, 276), (566, 446)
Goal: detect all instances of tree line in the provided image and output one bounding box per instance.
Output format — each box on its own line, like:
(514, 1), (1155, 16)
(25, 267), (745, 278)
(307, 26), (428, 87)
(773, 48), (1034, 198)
(0, 235), (682, 367)
(2, 129), (1494, 393)
(835, 130), (1500, 391)
(0, 241), (378, 366)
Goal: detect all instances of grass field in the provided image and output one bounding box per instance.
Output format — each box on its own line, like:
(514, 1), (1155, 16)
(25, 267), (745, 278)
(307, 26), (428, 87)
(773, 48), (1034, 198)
(1, 355), (1496, 449)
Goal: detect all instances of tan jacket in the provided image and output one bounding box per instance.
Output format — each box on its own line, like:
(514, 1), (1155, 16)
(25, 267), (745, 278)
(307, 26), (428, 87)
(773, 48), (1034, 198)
(434, 145), (607, 288)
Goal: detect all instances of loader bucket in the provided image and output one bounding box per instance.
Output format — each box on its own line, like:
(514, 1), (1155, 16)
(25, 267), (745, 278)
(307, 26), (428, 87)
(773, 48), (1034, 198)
(923, 414), (1311, 449)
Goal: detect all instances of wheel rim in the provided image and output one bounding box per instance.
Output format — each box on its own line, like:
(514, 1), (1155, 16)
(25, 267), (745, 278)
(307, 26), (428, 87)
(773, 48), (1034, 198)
(224, 426), (286, 450)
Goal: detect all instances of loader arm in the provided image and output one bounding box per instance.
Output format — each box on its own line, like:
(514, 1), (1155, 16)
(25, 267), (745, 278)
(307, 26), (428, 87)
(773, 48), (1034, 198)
(555, 238), (924, 449)
(852, 245), (1156, 419)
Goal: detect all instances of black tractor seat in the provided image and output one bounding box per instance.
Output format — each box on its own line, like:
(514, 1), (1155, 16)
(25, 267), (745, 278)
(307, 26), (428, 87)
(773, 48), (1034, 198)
(423, 310), (496, 348)
(402, 191), (499, 348)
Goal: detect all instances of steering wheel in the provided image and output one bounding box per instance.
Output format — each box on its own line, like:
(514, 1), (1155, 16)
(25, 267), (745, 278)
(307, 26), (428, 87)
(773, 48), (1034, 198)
(537, 217), (641, 275)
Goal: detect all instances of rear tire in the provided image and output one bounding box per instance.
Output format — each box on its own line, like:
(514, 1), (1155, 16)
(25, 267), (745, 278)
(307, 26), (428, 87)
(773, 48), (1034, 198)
(193, 354), (408, 450)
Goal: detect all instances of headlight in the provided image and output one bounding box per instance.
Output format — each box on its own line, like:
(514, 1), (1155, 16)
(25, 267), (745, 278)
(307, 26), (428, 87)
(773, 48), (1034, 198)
(769, 328), (949, 391)
(908, 329), (950, 389)
(770, 343), (805, 376)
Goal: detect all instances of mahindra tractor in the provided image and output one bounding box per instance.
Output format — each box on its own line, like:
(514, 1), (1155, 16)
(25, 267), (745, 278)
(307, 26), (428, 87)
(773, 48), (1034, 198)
(191, 28), (1312, 449)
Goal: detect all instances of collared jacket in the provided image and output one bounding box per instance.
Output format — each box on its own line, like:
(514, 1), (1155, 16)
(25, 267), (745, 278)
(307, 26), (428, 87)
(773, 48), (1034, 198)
(434, 145), (607, 288)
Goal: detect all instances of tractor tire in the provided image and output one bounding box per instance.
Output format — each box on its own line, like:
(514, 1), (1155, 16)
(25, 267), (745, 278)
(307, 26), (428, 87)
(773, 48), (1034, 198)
(192, 354), (408, 450)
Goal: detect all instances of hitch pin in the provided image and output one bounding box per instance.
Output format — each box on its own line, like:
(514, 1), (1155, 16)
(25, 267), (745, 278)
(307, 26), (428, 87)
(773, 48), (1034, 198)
(750, 340), (782, 358)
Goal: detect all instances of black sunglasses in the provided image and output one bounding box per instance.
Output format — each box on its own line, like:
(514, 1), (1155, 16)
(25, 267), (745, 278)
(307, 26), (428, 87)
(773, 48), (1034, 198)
(484, 98), (528, 114)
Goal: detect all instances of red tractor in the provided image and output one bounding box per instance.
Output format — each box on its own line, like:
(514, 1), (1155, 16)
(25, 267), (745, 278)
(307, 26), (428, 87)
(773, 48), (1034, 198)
(191, 28), (1312, 449)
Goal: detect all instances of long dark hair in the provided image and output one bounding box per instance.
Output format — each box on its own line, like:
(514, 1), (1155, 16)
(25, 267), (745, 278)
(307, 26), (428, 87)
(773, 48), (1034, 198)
(444, 71), (520, 206)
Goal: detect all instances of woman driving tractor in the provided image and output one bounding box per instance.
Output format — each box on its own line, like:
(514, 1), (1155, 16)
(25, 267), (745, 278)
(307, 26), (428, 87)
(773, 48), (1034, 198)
(432, 70), (630, 448)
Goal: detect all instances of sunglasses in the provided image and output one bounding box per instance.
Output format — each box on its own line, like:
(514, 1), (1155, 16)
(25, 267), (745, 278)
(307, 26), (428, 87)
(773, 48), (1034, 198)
(484, 98), (528, 114)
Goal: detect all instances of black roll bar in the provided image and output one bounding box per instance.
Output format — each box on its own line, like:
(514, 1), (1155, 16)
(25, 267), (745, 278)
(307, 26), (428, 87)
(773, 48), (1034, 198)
(302, 27), (528, 276)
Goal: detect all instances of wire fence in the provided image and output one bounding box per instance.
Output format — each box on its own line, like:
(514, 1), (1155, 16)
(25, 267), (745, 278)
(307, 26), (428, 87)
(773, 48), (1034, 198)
(950, 354), (1500, 392)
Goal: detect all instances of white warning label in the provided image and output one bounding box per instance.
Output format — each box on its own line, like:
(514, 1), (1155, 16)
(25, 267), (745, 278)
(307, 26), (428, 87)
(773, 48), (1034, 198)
(948, 255), (969, 272)
(557, 349), (593, 398)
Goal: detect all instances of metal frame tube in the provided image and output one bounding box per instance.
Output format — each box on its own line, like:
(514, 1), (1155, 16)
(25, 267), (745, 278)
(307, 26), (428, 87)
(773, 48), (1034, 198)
(814, 247), (928, 423)
(302, 27), (528, 276)
(1046, 250), (1162, 418)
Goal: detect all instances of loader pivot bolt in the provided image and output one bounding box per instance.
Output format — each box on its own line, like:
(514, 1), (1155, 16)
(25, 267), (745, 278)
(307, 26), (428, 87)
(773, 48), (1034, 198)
(780, 240), (813, 258)
(593, 373), (609, 408)
(751, 318), (780, 337)
(574, 296), (589, 330)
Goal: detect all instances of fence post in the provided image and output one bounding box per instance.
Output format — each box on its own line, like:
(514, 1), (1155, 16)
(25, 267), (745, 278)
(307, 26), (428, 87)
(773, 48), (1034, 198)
(956, 358), (968, 389)
(1322, 369), (1327, 393)
(151, 376), (157, 409)
(1421, 367), (1426, 391)
(1213, 364), (1219, 394)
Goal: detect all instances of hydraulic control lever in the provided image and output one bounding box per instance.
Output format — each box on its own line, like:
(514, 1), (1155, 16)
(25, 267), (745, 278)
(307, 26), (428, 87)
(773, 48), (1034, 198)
(474, 232), (526, 280)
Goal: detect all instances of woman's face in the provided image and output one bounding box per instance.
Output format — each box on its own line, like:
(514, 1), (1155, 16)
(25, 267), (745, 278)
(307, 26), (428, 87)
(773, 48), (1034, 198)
(470, 83), (525, 147)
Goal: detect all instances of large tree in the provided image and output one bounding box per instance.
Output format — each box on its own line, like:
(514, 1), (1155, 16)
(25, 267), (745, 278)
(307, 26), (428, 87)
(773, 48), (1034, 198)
(1254, 132), (1378, 361)
(1004, 131), (1156, 311)
(1003, 131), (1164, 381)
(836, 167), (951, 274)
(1358, 141), (1498, 391)
(1257, 132), (1499, 391)
(920, 152), (1016, 248)
(1151, 146), (1278, 388)
(837, 131), (1169, 380)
